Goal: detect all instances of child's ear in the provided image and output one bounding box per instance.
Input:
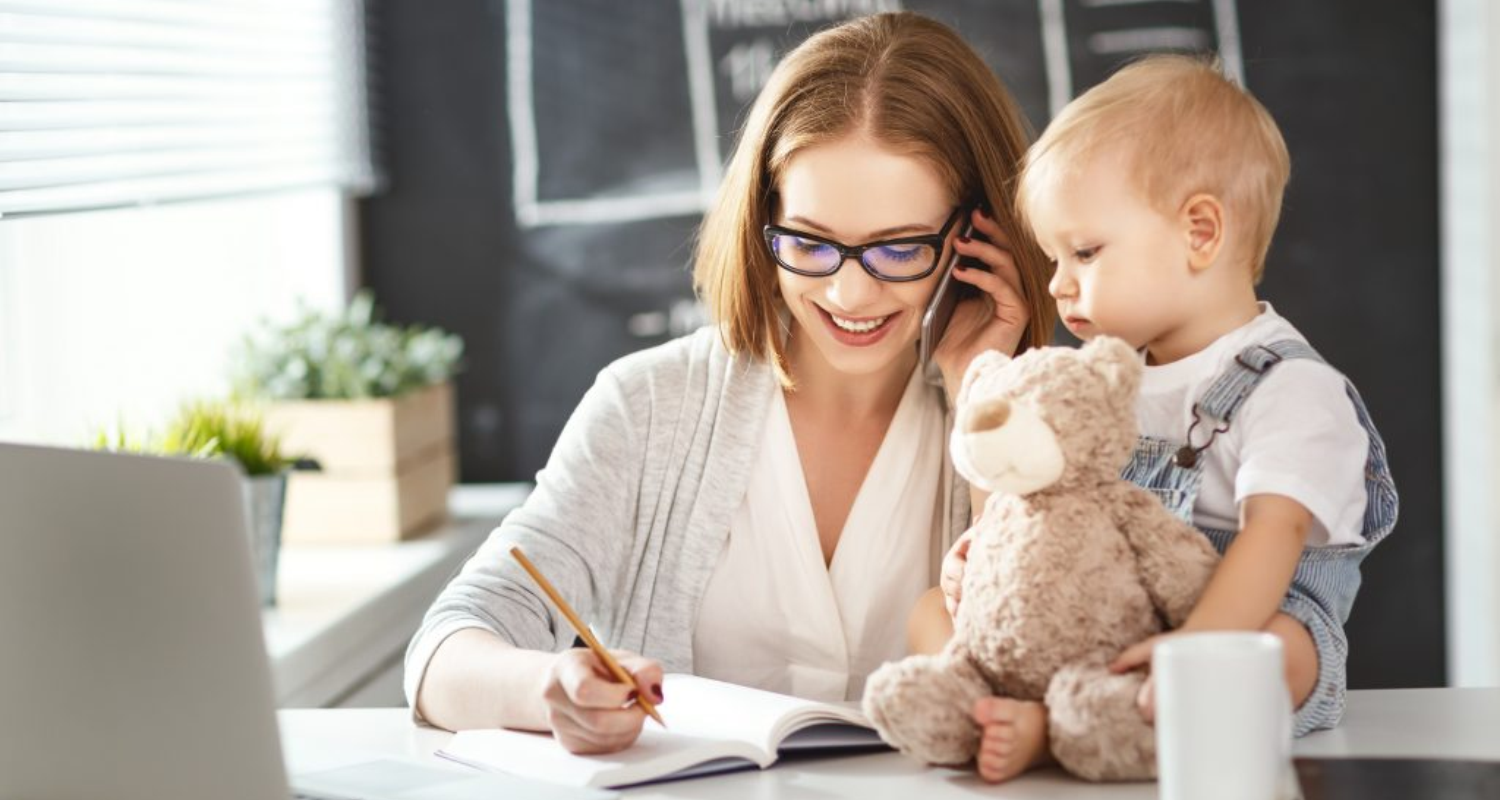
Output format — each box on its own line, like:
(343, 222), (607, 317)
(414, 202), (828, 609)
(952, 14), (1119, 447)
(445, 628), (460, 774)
(1180, 193), (1225, 272)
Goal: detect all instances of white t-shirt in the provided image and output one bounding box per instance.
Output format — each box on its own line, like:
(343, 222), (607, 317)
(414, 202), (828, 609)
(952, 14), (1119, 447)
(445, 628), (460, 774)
(1136, 303), (1369, 547)
(692, 366), (945, 702)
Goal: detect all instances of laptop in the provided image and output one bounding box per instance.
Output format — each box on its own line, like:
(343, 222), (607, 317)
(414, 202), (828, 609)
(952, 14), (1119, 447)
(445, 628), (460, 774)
(0, 442), (610, 800)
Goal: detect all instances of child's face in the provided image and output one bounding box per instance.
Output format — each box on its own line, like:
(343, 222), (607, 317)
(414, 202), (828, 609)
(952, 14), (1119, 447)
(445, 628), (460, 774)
(1029, 150), (1197, 354)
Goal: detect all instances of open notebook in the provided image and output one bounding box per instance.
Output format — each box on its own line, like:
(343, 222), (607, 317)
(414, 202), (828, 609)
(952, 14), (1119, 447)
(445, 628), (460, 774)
(437, 674), (888, 789)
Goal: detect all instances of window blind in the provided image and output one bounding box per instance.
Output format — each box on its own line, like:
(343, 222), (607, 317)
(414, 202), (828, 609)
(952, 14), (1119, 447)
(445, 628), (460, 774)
(0, 0), (376, 218)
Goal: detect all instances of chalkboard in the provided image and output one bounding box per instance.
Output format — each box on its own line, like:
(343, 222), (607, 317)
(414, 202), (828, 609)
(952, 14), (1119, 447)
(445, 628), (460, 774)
(361, 0), (1442, 689)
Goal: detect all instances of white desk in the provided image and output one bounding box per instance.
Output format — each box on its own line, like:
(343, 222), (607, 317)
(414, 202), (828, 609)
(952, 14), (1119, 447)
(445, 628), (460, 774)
(263, 485), (528, 707)
(280, 688), (1500, 799)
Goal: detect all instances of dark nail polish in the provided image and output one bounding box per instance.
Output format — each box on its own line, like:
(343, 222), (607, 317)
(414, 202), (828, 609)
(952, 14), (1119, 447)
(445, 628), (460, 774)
(652, 684), (664, 703)
(627, 690), (639, 702)
(958, 235), (972, 244)
(977, 205), (990, 219)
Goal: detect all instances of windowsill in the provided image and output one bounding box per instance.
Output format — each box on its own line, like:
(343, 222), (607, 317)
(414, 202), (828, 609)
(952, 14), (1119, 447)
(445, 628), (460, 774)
(262, 483), (529, 708)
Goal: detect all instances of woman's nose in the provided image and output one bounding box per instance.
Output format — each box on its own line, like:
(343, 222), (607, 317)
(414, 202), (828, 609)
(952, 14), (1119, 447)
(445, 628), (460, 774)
(825, 257), (881, 310)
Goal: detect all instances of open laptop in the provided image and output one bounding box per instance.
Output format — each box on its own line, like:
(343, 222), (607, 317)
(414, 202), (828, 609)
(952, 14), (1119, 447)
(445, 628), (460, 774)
(0, 442), (609, 800)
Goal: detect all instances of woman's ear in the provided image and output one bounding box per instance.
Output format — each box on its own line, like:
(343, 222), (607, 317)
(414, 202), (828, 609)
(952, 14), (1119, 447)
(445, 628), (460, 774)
(1180, 193), (1225, 272)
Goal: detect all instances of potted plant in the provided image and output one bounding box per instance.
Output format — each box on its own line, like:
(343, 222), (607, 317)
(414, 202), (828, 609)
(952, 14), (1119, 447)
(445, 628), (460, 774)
(92, 401), (292, 607)
(237, 291), (464, 545)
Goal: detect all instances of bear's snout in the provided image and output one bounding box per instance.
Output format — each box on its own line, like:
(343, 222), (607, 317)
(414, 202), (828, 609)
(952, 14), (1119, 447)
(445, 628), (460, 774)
(966, 397), (1011, 433)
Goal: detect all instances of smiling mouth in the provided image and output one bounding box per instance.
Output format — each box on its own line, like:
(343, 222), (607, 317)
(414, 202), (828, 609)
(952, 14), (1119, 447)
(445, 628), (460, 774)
(828, 311), (892, 333)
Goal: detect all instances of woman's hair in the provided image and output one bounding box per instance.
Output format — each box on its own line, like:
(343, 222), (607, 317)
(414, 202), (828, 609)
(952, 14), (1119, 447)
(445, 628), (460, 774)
(1017, 55), (1290, 282)
(692, 11), (1055, 382)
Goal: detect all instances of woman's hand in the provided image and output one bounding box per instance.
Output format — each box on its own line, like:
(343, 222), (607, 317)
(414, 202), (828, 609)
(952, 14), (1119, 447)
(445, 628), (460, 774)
(940, 527), (976, 618)
(932, 206), (1031, 402)
(541, 648), (665, 754)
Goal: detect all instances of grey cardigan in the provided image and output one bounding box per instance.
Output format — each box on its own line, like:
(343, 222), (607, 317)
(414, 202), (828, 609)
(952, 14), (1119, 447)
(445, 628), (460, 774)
(403, 326), (972, 709)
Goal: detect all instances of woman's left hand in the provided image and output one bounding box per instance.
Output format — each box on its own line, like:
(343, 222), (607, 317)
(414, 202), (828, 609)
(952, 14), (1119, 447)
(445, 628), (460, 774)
(931, 206), (1032, 401)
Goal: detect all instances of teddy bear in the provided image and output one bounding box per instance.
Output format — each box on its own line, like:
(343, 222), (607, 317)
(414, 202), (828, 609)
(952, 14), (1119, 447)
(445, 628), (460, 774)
(862, 336), (1221, 781)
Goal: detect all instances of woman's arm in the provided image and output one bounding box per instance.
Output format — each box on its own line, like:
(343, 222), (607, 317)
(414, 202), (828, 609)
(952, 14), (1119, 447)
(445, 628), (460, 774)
(405, 364), (654, 752)
(417, 629), (663, 754)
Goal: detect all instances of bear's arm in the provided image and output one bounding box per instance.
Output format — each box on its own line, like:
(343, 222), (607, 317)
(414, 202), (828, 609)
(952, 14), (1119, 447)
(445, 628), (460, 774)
(1106, 482), (1221, 628)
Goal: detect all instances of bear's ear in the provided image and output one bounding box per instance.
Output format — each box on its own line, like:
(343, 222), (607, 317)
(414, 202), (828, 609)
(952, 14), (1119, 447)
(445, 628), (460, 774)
(957, 349), (1013, 409)
(1081, 336), (1142, 402)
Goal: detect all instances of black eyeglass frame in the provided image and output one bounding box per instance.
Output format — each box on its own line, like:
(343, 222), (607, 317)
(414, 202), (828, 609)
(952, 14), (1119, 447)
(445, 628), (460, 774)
(761, 205), (967, 283)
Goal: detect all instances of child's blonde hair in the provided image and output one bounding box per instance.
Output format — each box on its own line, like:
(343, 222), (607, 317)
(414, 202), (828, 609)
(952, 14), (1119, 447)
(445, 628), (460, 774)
(1018, 55), (1290, 282)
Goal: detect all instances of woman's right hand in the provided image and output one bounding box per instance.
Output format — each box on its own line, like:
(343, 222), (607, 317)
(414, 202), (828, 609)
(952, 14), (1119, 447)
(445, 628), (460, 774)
(940, 527), (975, 618)
(542, 648), (665, 754)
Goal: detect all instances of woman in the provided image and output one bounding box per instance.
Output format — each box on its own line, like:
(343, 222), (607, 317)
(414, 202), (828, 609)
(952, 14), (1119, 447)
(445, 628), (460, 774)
(404, 11), (1054, 757)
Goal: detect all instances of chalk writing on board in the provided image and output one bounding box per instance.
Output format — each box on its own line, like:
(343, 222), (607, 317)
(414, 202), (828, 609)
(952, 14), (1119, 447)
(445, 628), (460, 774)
(506, 0), (1242, 229)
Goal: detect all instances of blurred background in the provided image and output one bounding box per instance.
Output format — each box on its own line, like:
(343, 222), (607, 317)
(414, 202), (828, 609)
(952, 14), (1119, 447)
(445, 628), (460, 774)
(0, 0), (1494, 698)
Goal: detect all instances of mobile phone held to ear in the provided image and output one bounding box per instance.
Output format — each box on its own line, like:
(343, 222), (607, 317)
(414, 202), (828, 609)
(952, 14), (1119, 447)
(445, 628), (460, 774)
(919, 220), (989, 369)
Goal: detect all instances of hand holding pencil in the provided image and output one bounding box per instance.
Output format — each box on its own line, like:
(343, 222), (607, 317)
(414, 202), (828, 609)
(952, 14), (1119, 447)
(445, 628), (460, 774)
(511, 547), (667, 753)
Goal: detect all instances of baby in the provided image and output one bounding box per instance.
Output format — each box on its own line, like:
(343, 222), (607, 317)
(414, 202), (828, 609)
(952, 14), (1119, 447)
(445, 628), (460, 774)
(912, 55), (1398, 783)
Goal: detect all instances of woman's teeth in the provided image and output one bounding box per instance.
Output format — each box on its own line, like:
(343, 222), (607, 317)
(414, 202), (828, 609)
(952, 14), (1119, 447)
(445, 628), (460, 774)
(830, 313), (891, 333)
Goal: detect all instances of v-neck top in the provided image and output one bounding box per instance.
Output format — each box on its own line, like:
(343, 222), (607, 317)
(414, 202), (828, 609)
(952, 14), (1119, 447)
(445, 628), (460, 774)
(691, 366), (947, 702)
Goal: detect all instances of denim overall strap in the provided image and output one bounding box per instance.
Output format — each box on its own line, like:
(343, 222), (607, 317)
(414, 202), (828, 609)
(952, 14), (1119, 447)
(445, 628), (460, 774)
(1187, 339), (1400, 737)
(1196, 340), (1325, 426)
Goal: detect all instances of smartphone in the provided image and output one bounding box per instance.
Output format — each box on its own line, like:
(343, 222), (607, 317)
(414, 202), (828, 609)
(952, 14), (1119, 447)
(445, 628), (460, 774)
(919, 220), (988, 369)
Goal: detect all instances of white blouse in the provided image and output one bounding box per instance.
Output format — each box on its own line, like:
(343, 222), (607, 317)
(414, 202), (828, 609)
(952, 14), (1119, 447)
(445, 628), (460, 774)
(692, 366), (946, 702)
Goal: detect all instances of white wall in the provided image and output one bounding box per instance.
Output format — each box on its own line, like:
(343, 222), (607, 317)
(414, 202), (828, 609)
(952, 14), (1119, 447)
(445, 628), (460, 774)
(1441, 0), (1500, 687)
(0, 188), (352, 446)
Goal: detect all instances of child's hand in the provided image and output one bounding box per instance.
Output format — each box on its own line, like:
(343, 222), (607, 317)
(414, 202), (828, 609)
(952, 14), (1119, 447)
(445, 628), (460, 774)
(939, 527), (975, 618)
(1135, 674), (1156, 724)
(1113, 633), (1181, 724)
(1109, 632), (1173, 675)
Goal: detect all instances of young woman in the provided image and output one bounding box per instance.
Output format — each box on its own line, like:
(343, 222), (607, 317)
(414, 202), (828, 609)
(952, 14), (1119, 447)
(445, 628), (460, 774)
(404, 11), (1054, 756)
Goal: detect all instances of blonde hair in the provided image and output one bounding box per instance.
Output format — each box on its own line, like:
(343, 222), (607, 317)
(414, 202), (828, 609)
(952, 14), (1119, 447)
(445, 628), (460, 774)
(692, 12), (1055, 383)
(1017, 55), (1290, 282)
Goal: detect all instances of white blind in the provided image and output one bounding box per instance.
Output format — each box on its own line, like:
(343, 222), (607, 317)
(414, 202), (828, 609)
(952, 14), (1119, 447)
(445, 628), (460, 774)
(0, 0), (375, 218)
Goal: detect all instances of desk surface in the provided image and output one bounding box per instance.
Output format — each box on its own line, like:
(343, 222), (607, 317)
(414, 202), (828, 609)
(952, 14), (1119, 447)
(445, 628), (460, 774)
(280, 687), (1500, 799)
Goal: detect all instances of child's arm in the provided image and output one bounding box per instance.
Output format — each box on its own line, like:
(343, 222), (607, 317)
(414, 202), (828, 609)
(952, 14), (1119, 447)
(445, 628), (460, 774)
(1180, 493), (1311, 631)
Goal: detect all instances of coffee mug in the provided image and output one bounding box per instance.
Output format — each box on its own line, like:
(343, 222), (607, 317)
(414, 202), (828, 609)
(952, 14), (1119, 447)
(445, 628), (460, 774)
(1155, 632), (1296, 800)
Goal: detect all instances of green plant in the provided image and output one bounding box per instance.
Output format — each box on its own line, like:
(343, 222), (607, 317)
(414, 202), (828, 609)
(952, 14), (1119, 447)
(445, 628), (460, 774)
(91, 401), (289, 476)
(237, 291), (464, 400)
(160, 401), (288, 476)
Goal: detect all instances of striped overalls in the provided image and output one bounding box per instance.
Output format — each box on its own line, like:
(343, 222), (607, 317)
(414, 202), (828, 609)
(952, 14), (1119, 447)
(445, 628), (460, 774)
(1119, 340), (1399, 736)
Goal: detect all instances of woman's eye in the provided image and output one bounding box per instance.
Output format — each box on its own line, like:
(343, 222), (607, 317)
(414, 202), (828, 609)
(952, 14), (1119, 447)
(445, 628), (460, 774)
(873, 244), (923, 263)
(1074, 246), (1101, 263)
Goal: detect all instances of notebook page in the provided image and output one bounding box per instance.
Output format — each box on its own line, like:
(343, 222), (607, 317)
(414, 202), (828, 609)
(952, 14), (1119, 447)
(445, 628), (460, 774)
(658, 674), (870, 753)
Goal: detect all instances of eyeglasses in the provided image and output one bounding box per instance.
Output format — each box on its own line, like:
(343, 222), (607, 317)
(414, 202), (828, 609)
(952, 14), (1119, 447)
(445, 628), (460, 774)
(763, 206), (964, 282)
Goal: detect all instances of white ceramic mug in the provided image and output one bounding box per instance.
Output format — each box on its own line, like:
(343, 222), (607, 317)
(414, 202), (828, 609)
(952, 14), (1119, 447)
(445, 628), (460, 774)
(1155, 632), (1295, 800)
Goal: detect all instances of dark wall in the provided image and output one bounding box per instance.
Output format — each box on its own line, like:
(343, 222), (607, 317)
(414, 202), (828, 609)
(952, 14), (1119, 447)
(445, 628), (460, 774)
(361, 0), (1443, 689)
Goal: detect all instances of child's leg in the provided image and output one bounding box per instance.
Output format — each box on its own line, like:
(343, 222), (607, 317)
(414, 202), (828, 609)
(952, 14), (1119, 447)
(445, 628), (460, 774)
(907, 586), (954, 655)
(1265, 611), (1319, 709)
(1273, 593), (1349, 736)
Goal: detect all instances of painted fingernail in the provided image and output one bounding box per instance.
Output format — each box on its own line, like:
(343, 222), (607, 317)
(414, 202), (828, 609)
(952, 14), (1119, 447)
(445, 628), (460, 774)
(958, 235), (972, 244)
(627, 690), (639, 702)
(652, 684), (664, 703)
(977, 205), (990, 218)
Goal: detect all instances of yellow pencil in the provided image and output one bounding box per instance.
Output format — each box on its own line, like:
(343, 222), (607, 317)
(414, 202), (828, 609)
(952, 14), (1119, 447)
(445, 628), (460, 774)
(509, 546), (666, 727)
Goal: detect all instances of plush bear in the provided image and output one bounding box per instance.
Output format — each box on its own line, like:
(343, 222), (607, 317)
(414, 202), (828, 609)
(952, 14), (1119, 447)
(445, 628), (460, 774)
(862, 337), (1221, 781)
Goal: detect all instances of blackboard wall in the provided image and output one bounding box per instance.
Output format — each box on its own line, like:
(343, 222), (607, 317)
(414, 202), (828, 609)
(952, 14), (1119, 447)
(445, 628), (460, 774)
(361, 0), (1443, 689)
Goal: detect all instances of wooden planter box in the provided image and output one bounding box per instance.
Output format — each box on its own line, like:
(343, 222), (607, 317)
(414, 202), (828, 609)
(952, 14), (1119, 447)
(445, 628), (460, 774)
(264, 382), (457, 545)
